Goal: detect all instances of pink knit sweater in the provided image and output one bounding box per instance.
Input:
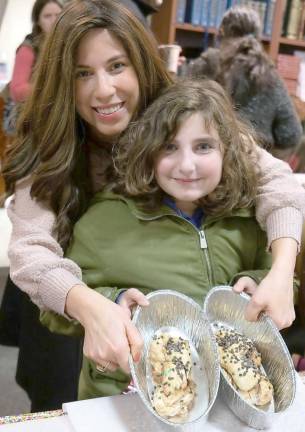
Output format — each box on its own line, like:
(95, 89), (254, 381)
(7, 148), (305, 315)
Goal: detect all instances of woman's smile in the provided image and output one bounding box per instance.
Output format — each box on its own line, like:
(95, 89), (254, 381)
(75, 29), (140, 140)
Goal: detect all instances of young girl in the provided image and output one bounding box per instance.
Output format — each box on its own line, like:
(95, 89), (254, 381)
(3, 0), (303, 379)
(43, 79), (289, 399)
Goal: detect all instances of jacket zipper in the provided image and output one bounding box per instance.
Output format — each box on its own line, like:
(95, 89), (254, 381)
(198, 229), (214, 287)
(134, 211), (215, 288)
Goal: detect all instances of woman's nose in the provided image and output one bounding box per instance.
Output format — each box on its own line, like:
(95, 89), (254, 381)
(94, 72), (116, 101)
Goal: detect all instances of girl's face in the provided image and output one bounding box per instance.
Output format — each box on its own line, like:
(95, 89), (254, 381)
(38, 2), (62, 34)
(155, 112), (223, 216)
(75, 28), (140, 142)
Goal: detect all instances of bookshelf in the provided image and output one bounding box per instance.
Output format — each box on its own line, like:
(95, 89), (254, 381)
(151, 0), (305, 62)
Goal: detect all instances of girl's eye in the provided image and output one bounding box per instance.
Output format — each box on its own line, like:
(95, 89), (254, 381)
(197, 142), (213, 152)
(75, 70), (91, 79)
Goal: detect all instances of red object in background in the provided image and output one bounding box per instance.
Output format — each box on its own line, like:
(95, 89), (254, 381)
(277, 54), (301, 79)
(277, 54), (300, 96)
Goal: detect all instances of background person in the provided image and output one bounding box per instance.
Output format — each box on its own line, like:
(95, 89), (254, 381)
(188, 6), (302, 159)
(9, 0), (63, 103)
(2, 0), (305, 384)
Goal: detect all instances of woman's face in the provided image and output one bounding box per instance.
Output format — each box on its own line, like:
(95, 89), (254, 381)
(75, 28), (140, 142)
(38, 2), (62, 34)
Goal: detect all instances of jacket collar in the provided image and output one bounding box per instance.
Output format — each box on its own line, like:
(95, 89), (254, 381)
(92, 191), (255, 223)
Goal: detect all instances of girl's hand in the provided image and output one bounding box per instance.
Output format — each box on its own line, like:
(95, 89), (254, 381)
(118, 288), (149, 317)
(66, 285), (144, 373)
(233, 276), (258, 296)
(243, 270), (295, 330)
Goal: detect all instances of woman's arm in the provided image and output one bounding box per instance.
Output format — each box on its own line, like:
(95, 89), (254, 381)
(8, 178), (144, 371)
(9, 45), (35, 102)
(246, 150), (304, 327)
(255, 147), (305, 249)
(8, 178), (86, 315)
(245, 238), (296, 329)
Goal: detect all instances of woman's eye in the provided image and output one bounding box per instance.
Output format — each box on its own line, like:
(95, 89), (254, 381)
(75, 70), (91, 79)
(163, 143), (177, 153)
(111, 62), (126, 73)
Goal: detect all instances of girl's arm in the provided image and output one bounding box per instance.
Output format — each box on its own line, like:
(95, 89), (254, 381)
(9, 45), (35, 102)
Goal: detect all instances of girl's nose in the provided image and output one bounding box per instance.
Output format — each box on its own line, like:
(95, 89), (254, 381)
(178, 152), (196, 175)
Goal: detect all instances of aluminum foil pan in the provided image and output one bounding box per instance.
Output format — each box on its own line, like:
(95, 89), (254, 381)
(203, 285), (296, 430)
(130, 290), (220, 427)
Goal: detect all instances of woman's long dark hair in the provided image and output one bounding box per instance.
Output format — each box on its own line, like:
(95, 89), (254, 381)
(3, 0), (172, 250)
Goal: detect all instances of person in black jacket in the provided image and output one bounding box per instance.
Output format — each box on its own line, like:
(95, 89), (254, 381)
(120, 0), (162, 24)
(188, 6), (302, 157)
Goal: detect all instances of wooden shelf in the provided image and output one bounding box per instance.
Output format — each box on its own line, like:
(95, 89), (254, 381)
(151, 0), (305, 60)
(175, 23), (217, 34)
(279, 37), (305, 48)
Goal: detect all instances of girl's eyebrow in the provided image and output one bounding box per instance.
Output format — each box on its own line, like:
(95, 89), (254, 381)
(173, 136), (218, 143)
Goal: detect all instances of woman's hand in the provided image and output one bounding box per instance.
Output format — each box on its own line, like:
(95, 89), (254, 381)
(243, 269), (295, 329)
(65, 285), (145, 373)
(235, 238), (297, 329)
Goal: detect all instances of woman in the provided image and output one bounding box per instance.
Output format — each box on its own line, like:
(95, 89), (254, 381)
(3, 0), (304, 382)
(10, 0), (63, 102)
(2, 0), (62, 135)
(188, 6), (302, 157)
(1, 0), (79, 414)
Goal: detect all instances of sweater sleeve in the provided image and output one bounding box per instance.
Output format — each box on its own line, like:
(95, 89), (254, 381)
(7, 178), (86, 315)
(255, 147), (305, 249)
(9, 45), (35, 102)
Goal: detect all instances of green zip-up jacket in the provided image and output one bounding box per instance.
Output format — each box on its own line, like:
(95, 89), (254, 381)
(41, 191), (271, 399)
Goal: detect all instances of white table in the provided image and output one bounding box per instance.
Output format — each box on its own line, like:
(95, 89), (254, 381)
(2, 373), (305, 432)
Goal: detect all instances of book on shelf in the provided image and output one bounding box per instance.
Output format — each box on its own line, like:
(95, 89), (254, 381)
(298, 0), (305, 39)
(185, 0), (203, 26)
(175, 0), (275, 38)
(200, 0), (211, 27)
(264, 0), (276, 36)
(200, 0), (228, 29)
(282, 0), (292, 36)
(176, 0), (188, 23)
(286, 0), (303, 39)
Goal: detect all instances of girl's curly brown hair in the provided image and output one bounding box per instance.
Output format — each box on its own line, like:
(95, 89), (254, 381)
(114, 79), (260, 215)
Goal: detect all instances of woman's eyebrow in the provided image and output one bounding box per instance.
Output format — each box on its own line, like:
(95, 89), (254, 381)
(76, 54), (128, 68)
